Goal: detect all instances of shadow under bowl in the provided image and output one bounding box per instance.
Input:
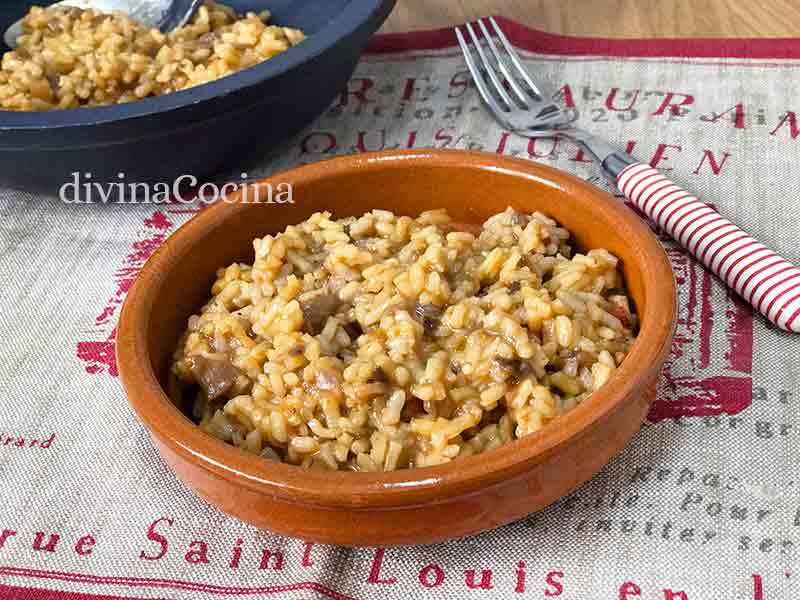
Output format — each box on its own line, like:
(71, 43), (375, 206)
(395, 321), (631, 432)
(117, 148), (676, 546)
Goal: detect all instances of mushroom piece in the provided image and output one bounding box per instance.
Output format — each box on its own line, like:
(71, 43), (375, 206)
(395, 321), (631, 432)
(413, 303), (443, 336)
(189, 355), (239, 401)
(342, 320), (363, 342)
(494, 356), (535, 385)
(400, 395), (426, 420)
(300, 291), (342, 335)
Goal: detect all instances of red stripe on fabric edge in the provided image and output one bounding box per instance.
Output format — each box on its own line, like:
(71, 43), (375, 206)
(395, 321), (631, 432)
(366, 16), (800, 59)
(0, 568), (357, 600)
(0, 582), (160, 600)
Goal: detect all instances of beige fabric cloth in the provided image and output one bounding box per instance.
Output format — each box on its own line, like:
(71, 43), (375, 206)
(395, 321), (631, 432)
(1, 20), (798, 600)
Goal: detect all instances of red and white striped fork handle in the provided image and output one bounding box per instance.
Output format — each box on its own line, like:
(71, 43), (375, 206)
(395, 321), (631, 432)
(617, 162), (800, 333)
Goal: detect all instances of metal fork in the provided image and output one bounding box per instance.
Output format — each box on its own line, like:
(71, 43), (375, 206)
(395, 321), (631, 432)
(456, 17), (800, 333)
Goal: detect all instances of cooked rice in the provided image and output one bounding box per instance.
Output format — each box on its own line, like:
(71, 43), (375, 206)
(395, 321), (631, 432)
(0, 1), (304, 111)
(171, 208), (638, 471)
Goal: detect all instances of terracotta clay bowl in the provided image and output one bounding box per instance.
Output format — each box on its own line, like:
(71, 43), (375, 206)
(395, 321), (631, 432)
(117, 149), (676, 547)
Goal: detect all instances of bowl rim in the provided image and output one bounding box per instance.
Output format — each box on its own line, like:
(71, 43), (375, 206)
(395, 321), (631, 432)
(117, 148), (677, 509)
(0, 0), (391, 130)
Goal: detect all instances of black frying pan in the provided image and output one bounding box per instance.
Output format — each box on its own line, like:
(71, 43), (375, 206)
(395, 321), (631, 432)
(0, 0), (396, 196)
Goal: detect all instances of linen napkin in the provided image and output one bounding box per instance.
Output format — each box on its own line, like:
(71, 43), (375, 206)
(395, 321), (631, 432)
(1, 18), (799, 600)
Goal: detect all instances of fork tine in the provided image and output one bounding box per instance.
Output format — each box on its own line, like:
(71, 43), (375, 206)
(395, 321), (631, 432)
(454, 26), (510, 122)
(487, 16), (553, 100)
(476, 18), (530, 107)
(463, 21), (516, 110)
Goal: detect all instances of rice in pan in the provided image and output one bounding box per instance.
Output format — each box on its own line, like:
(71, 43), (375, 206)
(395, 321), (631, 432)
(0, 1), (304, 111)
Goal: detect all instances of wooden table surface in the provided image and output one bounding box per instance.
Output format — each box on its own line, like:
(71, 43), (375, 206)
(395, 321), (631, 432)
(382, 1), (800, 37)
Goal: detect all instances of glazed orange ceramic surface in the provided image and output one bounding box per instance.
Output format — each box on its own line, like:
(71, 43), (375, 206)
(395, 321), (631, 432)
(117, 149), (676, 547)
